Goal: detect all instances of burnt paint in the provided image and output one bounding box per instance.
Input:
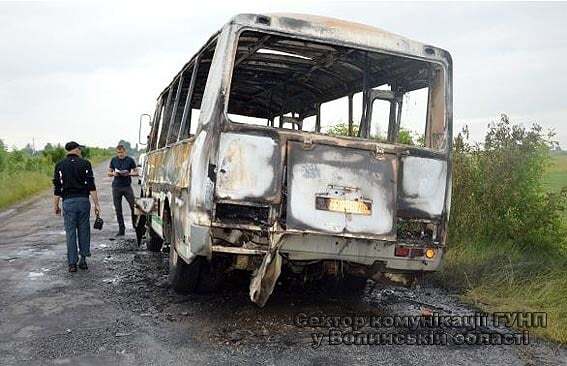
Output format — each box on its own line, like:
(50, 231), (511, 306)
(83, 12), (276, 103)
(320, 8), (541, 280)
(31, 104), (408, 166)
(215, 132), (283, 203)
(286, 141), (397, 238)
(397, 156), (447, 220)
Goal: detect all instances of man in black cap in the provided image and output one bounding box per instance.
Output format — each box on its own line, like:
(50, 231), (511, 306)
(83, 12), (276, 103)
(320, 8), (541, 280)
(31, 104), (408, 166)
(107, 144), (138, 236)
(53, 142), (101, 272)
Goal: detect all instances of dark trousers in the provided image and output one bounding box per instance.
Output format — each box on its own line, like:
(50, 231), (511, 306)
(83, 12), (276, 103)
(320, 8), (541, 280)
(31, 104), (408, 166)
(112, 186), (135, 230)
(62, 197), (91, 265)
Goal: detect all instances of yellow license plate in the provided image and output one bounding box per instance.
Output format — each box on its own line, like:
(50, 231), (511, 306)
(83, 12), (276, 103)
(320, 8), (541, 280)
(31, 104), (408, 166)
(318, 197), (372, 215)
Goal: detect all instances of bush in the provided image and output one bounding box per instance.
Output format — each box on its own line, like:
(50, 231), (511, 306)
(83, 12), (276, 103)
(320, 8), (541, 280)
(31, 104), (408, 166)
(326, 122), (422, 146)
(42, 143), (66, 165)
(326, 122), (359, 137)
(440, 115), (567, 344)
(450, 114), (567, 250)
(0, 140), (7, 171)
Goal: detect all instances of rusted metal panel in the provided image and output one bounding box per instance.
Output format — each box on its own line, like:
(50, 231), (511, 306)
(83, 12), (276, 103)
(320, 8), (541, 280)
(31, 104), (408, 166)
(426, 68), (447, 150)
(145, 142), (193, 188)
(286, 141), (397, 239)
(165, 141), (193, 188)
(145, 150), (165, 183)
(249, 249), (282, 307)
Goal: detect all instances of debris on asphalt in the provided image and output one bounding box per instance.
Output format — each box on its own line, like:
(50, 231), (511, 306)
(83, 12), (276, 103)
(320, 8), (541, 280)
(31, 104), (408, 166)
(115, 332), (132, 338)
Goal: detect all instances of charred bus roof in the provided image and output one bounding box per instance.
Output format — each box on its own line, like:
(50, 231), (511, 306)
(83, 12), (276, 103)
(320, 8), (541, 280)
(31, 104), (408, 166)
(230, 13), (452, 66)
(159, 13), (452, 100)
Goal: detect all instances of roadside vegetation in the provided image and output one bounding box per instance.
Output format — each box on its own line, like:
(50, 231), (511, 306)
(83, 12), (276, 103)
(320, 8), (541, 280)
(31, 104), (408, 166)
(326, 123), (424, 146)
(0, 140), (114, 210)
(329, 115), (567, 343)
(543, 151), (567, 200)
(437, 115), (567, 343)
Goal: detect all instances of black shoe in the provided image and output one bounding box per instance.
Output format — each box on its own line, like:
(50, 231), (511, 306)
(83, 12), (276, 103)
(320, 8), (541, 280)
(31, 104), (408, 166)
(116, 230), (125, 237)
(78, 259), (88, 270)
(69, 264), (77, 272)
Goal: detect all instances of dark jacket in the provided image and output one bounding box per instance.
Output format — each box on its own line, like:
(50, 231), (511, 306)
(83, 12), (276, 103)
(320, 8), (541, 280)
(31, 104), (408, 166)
(53, 154), (96, 199)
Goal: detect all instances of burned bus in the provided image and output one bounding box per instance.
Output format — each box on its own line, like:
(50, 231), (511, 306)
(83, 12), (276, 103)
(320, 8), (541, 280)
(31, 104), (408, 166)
(136, 13), (453, 306)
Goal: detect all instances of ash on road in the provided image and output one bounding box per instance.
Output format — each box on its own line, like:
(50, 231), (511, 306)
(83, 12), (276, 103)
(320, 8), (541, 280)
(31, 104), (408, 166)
(0, 163), (565, 366)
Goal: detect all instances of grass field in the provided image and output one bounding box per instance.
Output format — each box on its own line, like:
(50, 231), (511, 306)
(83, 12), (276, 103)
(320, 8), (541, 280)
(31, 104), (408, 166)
(543, 152), (567, 192)
(437, 240), (567, 343)
(0, 152), (112, 210)
(0, 171), (52, 209)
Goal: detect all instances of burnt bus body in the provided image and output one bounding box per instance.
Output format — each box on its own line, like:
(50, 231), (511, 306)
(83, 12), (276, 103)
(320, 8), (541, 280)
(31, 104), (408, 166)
(137, 14), (453, 306)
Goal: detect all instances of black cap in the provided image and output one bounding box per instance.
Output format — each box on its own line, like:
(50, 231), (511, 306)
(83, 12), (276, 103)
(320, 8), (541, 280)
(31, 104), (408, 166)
(65, 141), (85, 151)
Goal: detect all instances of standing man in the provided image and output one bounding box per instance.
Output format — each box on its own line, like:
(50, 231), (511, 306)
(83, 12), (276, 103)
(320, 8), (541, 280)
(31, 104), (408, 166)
(107, 144), (138, 236)
(53, 142), (101, 272)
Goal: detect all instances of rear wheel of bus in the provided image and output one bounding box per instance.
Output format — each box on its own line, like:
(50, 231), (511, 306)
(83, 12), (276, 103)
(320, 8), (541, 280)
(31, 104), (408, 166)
(147, 227), (163, 252)
(164, 209), (207, 293)
(147, 209), (167, 252)
(168, 247), (202, 293)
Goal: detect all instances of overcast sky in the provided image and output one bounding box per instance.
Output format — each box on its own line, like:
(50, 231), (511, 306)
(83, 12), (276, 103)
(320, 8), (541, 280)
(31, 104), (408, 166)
(1, 1), (566, 149)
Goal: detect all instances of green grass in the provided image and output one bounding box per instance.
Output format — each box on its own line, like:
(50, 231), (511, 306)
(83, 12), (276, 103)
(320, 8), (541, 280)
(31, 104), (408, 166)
(543, 152), (567, 196)
(435, 241), (567, 343)
(0, 150), (112, 210)
(0, 171), (52, 209)
(543, 153), (567, 223)
(437, 151), (567, 344)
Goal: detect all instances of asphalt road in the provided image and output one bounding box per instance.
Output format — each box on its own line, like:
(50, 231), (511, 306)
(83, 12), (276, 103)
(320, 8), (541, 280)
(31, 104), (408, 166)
(0, 162), (566, 366)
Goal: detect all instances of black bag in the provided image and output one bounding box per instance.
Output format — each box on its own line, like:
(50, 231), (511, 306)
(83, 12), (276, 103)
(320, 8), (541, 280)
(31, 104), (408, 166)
(93, 215), (104, 230)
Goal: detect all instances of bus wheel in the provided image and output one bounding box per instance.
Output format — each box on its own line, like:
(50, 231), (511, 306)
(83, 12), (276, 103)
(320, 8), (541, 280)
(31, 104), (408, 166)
(147, 228), (163, 252)
(134, 215), (147, 247)
(168, 247), (202, 294)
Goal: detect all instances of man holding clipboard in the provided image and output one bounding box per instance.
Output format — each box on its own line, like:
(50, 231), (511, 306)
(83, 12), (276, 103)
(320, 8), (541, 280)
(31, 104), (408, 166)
(107, 144), (138, 236)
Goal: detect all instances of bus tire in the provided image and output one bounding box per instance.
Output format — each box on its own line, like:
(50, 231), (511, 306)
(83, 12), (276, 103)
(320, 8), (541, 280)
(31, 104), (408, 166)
(169, 247), (202, 294)
(147, 228), (163, 252)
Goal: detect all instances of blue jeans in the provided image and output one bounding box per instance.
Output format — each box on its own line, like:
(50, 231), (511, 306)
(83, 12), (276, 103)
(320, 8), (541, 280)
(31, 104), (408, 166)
(63, 197), (91, 265)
